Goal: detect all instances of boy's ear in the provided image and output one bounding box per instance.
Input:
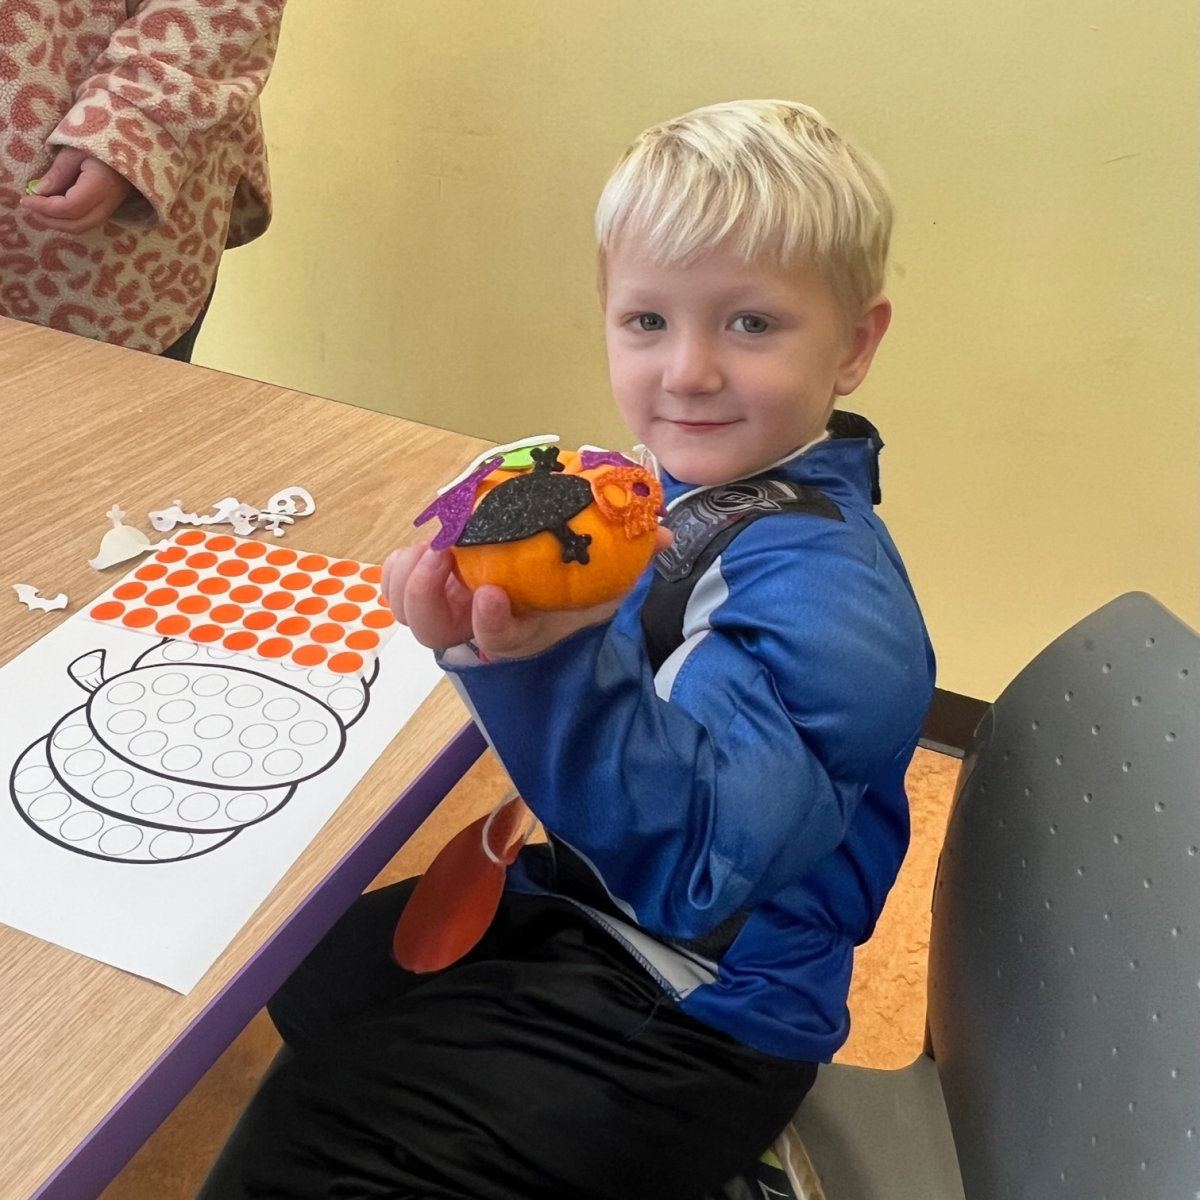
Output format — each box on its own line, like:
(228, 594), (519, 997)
(834, 296), (892, 397)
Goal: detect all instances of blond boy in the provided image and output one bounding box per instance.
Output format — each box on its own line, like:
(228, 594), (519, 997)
(198, 101), (934, 1200)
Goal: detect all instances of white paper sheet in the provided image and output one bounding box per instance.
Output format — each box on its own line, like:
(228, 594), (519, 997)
(0, 613), (444, 992)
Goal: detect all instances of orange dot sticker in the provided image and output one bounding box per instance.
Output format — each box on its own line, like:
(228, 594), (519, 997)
(166, 569), (199, 587)
(266, 548), (298, 566)
(235, 541), (267, 559)
(313, 578), (343, 596)
(311, 623), (344, 644)
(344, 583), (376, 603)
(292, 644), (327, 666)
(229, 584), (263, 604)
(248, 566), (280, 585)
(295, 596), (328, 615)
(177, 530), (207, 546)
(155, 547), (187, 563)
(145, 587), (179, 607)
(329, 560), (358, 577)
(346, 629), (380, 651)
(217, 558), (249, 577)
(206, 535), (237, 551)
(262, 591), (294, 611)
(210, 604), (245, 624)
(135, 563), (168, 581)
(360, 565), (383, 583)
(297, 554), (329, 572)
(189, 624), (224, 643)
(328, 651), (365, 674)
(122, 608), (156, 629)
(186, 551), (218, 569)
(362, 608), (395, 629)
(243, 610), (277, 631)
(113, 582), (146, 601)
(223, 631), (259, 652)
(280, 572), (312, 591)
(90, 601), (124, 621)
(258, 637), (292, 658)
(277, 616), (311, 636)
(328, 603), (362, 623)
(156, 615), (191, 637)
(178, 594), (212, 615)
(198, 576), (231, 595)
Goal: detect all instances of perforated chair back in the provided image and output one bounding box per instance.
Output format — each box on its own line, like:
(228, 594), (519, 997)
(927, 592), (1200, 1200)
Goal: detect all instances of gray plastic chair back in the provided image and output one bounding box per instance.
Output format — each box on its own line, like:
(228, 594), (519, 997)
(927, 592), (1200, 1199)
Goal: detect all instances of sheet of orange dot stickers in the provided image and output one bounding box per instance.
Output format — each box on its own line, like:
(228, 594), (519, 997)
(0, 535), (444, 993)
(85, 530), (397, 675)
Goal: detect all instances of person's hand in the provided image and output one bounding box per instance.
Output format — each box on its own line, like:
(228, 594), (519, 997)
(20, 147), (134, 234)
(382, 527), (672, 661)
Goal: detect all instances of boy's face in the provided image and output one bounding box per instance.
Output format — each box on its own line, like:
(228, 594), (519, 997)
(603, 238), (889, 486)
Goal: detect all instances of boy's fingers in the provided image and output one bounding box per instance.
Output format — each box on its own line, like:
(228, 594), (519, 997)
(381, 542), (429, 620)
(471, 586), (518, 651)
(654, 525), (674, 553)
(404, 546), (473, 649)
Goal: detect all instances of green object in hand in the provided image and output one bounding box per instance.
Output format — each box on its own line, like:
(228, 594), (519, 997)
(25, 179), (39, 196)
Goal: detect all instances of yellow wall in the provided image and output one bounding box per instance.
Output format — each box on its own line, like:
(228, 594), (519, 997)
(196, 0), (1199, 701)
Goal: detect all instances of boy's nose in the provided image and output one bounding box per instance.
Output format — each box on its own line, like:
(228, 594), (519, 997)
(662, 335), (723, 396)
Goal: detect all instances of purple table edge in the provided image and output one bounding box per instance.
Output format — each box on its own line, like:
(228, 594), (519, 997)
(30, 720), (487, 1200)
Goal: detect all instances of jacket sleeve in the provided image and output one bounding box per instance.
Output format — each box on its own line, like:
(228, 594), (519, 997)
(47, 0), (285, 227)
(444, 516), (934, 942)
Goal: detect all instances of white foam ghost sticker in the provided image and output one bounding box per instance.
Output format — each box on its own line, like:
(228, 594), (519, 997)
(88, 506), (169, 571)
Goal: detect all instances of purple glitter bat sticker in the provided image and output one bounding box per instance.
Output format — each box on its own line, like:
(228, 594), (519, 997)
(413, 456), (504, 549)
(579, 449), (636, 471)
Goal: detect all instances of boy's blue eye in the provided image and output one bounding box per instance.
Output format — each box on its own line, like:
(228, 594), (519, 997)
(636, 313), (666, 331)
(732, 314), (770, 333)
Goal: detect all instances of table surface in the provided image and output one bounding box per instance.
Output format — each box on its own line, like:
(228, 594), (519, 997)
(0, 318), (489, 1200)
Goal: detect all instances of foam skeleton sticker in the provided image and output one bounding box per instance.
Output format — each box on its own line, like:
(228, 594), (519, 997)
(9, 638), (377, 864)
(149, 487), (316, 540)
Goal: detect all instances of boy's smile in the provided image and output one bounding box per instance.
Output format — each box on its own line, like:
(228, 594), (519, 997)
(603, 239), (890, 487)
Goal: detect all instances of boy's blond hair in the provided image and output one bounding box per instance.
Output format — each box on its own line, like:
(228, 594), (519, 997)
(595, 100), (892, 318)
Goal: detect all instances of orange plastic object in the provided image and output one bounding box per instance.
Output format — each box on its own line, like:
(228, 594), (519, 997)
(392, 795), (534, 973)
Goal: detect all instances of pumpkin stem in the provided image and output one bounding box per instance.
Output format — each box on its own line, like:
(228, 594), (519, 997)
(529, 445), (565, 474)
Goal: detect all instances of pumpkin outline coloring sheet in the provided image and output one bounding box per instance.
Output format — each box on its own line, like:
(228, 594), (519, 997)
(0, 611), (444, 992)
(10, 637), (379, 866)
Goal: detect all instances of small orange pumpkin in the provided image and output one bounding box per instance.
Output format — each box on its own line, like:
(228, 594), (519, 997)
(416, 445), (663, 614)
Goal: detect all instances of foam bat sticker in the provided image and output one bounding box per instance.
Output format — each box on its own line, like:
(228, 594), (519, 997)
(13, 584), (68, 613)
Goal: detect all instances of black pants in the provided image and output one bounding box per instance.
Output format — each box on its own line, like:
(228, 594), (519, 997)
(196, 881), (817, 1200)
(160, 282), (216, 362)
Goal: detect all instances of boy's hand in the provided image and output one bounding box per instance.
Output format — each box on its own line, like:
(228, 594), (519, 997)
(20, 148), (134, 234)
(382, 527), (672, 661)
(382, 542), (476, 653)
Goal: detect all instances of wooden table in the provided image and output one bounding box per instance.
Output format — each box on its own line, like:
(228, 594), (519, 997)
(0, 319), (490, 1200)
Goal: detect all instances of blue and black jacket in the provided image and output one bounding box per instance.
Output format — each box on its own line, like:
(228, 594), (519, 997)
(443, 416), (936, 1062)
